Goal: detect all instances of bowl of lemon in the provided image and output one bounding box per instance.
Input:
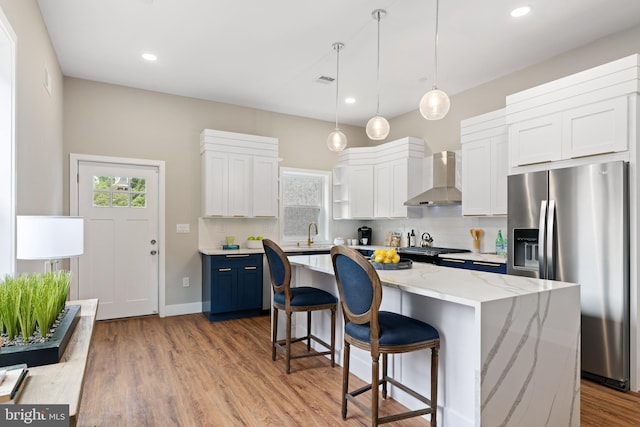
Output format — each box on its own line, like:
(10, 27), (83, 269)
(369, 248), (412, 270)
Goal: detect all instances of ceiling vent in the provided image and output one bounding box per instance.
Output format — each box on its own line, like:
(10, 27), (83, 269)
(315, 75), (335, 84)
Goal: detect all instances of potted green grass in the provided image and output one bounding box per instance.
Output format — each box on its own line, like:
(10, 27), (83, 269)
(0, 271), (80, 367)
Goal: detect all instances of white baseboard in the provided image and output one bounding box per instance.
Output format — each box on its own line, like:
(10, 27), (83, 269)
(161, 302), (201, 317)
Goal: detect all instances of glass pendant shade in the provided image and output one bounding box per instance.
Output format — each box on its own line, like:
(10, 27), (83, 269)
(366, 115), (390, 140)
(327, 129), (347, 152)
(419, 88), (450, 120)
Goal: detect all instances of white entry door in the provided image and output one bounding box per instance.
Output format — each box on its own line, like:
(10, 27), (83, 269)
(78, 161), (159, 320)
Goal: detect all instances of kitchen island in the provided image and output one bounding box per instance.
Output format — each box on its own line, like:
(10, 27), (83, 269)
(286, 254), (580, 427)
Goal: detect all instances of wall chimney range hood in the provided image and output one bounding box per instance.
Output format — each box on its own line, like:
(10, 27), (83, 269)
(404, 151), (461, 206)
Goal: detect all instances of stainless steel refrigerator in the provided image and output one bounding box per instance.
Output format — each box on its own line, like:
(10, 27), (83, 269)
(507, 160), (629, 391)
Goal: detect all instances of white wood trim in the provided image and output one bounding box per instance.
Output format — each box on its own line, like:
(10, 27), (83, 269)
(69, 153), (167, 317)
(0, 6), (16, 277)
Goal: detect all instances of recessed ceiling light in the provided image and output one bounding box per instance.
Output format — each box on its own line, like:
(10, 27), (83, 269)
(510, 6), (531, 18)
(141, 53), (157, 62)
(345, 97), (356, 104)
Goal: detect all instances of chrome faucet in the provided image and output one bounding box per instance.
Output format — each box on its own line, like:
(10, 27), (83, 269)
(307, 222), (318, 246)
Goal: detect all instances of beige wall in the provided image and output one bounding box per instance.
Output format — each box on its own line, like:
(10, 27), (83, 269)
(62, 79), (368, 305)
(0, 0), (64, 273)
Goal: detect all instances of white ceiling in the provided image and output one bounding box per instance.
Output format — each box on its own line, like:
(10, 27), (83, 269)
(37, 0), (640, 127)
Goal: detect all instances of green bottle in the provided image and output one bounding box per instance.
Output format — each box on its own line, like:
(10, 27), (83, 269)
(496, 230), (505, 255)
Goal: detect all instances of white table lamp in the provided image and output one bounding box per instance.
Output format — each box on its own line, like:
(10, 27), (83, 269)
(17, 216), (84, 272)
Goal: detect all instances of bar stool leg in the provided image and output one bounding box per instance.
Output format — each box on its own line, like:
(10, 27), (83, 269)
(381, 353), (388, 399)
(371, 355), (380, 427)
(306, 311), (312, 351)
(330, 307), (336, 367)
(342, 342), (350, 420)
(286, 311), (292, 374)
(271, 307), (278, 361)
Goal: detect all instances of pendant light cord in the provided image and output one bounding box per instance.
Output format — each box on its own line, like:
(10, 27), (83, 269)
(334, 43), (341, 129)
(375, 10), (381, 115)
(433, 0), (440, 90)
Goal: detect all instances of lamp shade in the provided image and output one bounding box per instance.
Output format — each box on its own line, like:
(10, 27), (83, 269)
(419, 88), (451, 120)
(327, 129), (347, 152)
(366, 115), (390, 140)
(17, 216), (84, 260)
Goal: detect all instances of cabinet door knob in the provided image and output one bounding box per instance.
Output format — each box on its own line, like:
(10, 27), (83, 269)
(150, 250), (157, 255)
(150, 239), (157, 245)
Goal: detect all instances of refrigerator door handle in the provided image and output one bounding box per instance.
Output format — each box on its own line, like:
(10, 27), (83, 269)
(538, 200), (547, 278)
(546, 200), (556, 280)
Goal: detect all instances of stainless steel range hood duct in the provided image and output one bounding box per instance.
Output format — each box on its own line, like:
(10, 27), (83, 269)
(404, 151), (461, 206)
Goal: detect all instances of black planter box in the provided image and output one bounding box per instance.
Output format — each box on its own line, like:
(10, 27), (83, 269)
(0, 304), (81, 367)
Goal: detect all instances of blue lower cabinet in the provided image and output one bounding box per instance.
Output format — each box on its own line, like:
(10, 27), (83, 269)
(358, 249), (374, 257)
(439, 257), (506, 274)
(201, 253), (263, 321)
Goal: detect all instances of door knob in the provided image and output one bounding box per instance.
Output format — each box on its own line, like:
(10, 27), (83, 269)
(150, 239), (157, 245)
(150, 250), (157, 255)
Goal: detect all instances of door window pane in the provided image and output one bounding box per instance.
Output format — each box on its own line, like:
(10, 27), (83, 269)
(92, 175), (146, 208)
(112, 192), (129, 207)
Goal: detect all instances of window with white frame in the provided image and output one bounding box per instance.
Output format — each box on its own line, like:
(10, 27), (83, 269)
(280, 168), (331, 244)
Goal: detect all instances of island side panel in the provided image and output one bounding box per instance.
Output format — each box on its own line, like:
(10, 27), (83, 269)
(480, 286), (581, 426)
(399, 291), (479, 427)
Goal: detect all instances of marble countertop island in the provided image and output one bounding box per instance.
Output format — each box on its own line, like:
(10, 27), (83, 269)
(286, 254), (580, 427)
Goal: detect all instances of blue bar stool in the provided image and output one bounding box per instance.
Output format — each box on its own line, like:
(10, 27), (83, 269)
(263, 239), (337, 374)
(330, 245), (439, 426)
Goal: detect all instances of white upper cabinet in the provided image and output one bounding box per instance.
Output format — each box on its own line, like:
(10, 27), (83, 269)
(373, 162), (391, 218)
(507, 54), (639, 171)
(562, 97), (628, 159)
(349, 164), (374, 219)
(461, 109), (508, 216)
(200, 129), (279, 218)
(252, 156), (279, 217)
(509, 113), (562, 166)
(333, 137), (424, 220)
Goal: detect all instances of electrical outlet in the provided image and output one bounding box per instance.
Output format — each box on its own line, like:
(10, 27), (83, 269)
(182, 277), (190, 287)
(176, 223), (190, 233)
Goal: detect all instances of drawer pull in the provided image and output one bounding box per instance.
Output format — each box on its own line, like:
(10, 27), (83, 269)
(244, 266), (257, 270)
(218, 268), (232, 272)
(442, 258), (465, 263)
(472, 261), (501, 267)
(226, 254), (249, 258)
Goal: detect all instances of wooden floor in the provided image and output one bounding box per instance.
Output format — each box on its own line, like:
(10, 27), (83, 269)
(78, 314), (640, 426)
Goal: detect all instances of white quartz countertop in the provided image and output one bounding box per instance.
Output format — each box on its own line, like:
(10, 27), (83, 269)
(438, 252), (507, 264)
(198, 244), (381, 256)
(288, 254), (577, 308)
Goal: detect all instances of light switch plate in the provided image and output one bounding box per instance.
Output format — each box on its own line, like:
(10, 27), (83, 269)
(176, 223), (190, 233)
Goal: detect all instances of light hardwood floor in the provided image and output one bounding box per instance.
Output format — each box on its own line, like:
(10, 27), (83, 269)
(78, 314), (640, 426)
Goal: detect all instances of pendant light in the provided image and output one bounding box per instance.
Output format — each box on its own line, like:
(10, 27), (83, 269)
(327, 42), (348, 152)
(366, 9), (390, 140)
(419, 0), (450, 120)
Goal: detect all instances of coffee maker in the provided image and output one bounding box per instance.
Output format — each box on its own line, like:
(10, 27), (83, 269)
(357, 226), (372, 245)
